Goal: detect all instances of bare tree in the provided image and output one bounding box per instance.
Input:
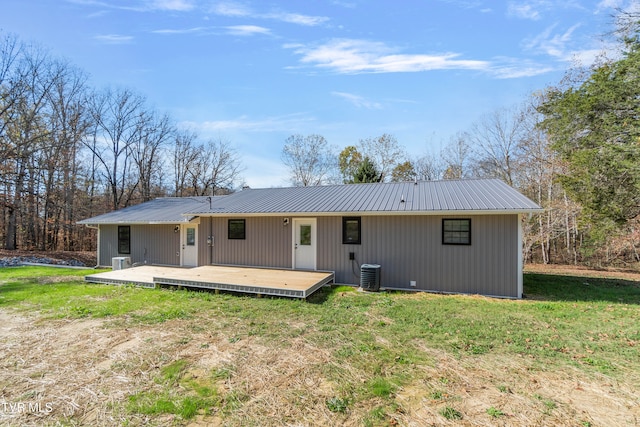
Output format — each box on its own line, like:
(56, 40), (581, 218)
(171, 129), (199, 197)
(40, 59), (91, 250)
(441, 133), (472, 179)
(2, 43), (57, 249)
(358, 133), (405, 182)
(414, 150), (445, 181)
(85, 87), (146, 210)
(467, 106), (527, 186)
(282, 134), (334, 186)
(130, 111), (174, 202)
(185, 137), (242, 196)
(0, 33), (23, 140)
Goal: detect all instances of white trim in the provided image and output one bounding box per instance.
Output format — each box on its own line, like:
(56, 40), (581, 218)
(517, 213), (523, 299)
(96, 224), (101, 268)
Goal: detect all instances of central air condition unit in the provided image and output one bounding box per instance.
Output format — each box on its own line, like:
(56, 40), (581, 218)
(112, 257), (131, 270)
(360, 264), (381, 291)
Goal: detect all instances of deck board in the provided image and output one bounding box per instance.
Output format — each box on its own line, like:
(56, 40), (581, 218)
(85, 265), (334, 298)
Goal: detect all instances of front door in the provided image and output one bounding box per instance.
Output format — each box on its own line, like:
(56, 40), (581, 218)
(293, 218), (316, 270)
(181, 224), (198, 267)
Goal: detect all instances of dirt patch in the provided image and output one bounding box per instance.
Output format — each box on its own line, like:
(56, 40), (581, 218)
(395, 349), (640, 426)
(0, 309), (639, 426)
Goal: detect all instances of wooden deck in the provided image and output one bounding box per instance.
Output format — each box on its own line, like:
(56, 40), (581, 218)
(84, 265), (334, 299)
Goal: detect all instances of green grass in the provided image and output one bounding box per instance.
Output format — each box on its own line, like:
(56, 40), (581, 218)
(486, 406), (505, 418)
(1, 266), (639, 425)
(441, 406), (463, 420)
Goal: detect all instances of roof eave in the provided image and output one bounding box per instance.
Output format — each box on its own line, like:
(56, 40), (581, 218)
(186, 208), (544, 217)
(77, 219), (192, 225)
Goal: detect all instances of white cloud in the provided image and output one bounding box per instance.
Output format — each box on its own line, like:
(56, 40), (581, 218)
(94, 34), (134, 44)
(153, 27), (207, 34)
(183, 113), (316, 133)
(288, 39), (489, 74)
(69, 0), (194, 12)
(597, 0), (624, 10)
(508, 3), (541, 20)
(149, 0), (194, 11)
(152, 24), (271, 37)
(264, 12), (329, 26)
(224, 25), (272, 36)
(490, 59), (556, 78)
(211, 1), (251, 17)
(211, 1), (328, 26)
(332, 92), (382, 109)
(523, 24), (581, 58)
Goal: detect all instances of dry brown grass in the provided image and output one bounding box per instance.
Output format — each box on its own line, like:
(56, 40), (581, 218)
(1, 308), (639, 426)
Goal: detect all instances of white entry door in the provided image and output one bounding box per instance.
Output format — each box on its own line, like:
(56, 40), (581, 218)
(181, 224), (198, 267)
(293, 218), (316, 270)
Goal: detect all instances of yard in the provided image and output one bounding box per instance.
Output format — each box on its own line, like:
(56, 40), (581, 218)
(0, 266), (638, 426)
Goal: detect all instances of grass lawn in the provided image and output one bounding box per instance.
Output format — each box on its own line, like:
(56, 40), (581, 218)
(0, 266), (638, 426)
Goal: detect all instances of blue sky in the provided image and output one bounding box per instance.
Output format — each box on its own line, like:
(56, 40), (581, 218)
(0, 0), (630, 187)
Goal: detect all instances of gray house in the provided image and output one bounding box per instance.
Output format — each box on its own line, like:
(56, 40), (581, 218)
(78, 179), (542, 298)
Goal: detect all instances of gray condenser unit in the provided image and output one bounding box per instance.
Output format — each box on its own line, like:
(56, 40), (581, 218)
(360, 264), (381, 291)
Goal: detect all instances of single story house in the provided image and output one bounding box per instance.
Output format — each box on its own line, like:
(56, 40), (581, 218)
(78, 179), (542, 298)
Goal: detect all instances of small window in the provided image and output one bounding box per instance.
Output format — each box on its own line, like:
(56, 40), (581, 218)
(118, 225), (131, 254)
(228, 219), (246, 240)
(342, 217), (361, 245)
(300, 225), (312, 245)
(442, 219), (471, 245)
(186, 227), (195, 246)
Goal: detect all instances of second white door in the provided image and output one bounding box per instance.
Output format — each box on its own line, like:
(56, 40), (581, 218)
(181, 224), (198, 267)
(293, 218), (316, 270)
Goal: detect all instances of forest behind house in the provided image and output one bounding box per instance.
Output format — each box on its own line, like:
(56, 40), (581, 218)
(1, 10), (639, 269)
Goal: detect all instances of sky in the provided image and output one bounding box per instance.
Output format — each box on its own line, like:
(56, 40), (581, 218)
(0, 0), (633, 188)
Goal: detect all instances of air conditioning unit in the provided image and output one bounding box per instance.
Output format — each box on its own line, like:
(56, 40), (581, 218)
(112, 257), (131, 270)
(360, 264), (381, 291)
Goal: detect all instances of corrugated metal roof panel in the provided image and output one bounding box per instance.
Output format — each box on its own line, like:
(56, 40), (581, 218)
(183, 179), (542, 216)
(78, 180), (542, 225)
(77, 196), (222, 224)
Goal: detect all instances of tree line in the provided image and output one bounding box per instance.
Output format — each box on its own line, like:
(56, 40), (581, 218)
(0, 33), (242, 251)
(2, 8), (639, 269)
(280, 11), (640, 268)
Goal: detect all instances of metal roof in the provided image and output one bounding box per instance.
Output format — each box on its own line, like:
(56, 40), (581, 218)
(185, 179), (542, 216)
(77, 196), (221, 225)
(77, 180), (542, 225)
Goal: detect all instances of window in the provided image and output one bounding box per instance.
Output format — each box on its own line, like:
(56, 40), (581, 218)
(186, 227), (195, 246)
(342, 217), (361, 244)
(442, 219), (471, 245)
(228, 219), (246, 240)
(118, 225), (131, 254)
(300, 225), (312, 245)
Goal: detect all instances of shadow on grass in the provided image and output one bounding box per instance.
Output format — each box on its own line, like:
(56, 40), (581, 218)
(524, 273), (640, 304)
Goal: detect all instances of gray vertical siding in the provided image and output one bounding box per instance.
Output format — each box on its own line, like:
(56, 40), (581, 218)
(208, 216), (292, 268)
(98, 224), (180, 266)
(316, 215), (519, 298)
(98, 213), (520, 297)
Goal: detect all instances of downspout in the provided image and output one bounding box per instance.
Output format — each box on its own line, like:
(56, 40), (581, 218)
(84, 224), (101, 268)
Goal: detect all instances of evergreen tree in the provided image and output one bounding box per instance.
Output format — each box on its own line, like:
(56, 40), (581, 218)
(538, 37), (640, 233)
(352, 157), (382, 183)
